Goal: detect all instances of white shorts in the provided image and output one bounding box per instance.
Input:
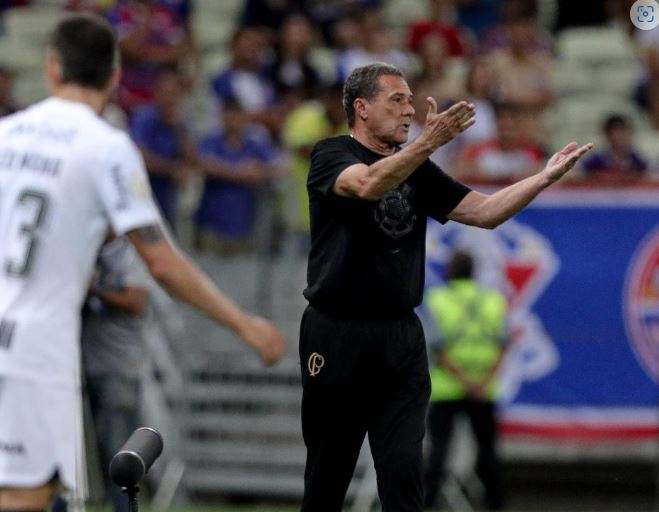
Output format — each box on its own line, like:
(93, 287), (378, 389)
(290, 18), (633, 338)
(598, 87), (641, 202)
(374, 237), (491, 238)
(0, 376), (86, 497)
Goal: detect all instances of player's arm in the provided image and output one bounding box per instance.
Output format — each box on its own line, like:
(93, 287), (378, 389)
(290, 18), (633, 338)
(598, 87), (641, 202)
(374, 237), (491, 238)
(90, 285), (148, 316)
(125, 224), (285, 366)
(448, 142), (593, 229)
(334, 100), (476, 201)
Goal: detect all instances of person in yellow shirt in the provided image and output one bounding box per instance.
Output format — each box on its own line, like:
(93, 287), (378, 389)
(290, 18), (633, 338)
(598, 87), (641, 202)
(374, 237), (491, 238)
(424, 249), (508, 510)
(282, 84), (346, 253)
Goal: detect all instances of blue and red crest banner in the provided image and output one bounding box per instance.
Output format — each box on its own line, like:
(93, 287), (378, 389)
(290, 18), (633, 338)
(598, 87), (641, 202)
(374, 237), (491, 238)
(424, 187), (659, 447)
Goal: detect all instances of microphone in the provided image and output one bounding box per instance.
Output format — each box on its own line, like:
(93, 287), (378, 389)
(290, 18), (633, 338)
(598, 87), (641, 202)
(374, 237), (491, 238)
(109, 427), (164, 488)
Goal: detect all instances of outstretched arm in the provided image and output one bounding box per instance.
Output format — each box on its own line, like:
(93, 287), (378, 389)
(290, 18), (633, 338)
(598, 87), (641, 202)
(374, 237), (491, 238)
(448, 142), (593, 228)
(126, 225), (285, 366)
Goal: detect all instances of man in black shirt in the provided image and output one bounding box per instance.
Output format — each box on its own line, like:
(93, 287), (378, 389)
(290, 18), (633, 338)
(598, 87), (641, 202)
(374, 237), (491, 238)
(300, 63), (592, 512)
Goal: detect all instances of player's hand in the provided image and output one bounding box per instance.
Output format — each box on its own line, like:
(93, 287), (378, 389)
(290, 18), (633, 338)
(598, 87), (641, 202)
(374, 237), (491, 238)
(418, 99), (476, 151)
(238, 315), (286, 366)
(542, 142), (593, 184)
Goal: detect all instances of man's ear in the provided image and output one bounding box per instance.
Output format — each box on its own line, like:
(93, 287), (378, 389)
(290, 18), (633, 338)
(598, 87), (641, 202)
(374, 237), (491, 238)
(354, 98), (368, 121)
(45, 49), (62, 89)
(108, 67), (121, 93)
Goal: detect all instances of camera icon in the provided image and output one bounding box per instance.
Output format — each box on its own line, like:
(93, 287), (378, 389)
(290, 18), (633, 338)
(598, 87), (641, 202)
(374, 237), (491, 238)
(637, 4), (655, 22)
(631, 0), (659, 29)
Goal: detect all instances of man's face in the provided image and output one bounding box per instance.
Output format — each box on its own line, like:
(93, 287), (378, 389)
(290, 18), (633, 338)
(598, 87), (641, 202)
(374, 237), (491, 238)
(362, 75), (415, 146)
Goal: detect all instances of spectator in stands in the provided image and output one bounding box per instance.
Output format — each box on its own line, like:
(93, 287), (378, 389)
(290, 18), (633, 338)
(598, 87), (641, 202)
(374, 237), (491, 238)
(239, 0), (310, 40)
(408, 80), (459, 169)
(480, 0), (553, 54)
(635, 24), (659, 130)
(82, 236), (151, 512)
(456, 0), (500, 39)
(453, 102), (544, 181)
(488, 10), (553, 145)
(424, 249), (508, 511)
(413, 32), (466, 109)
(194, 100), (279, 254)
(211, 26), (280, 136)
(335, 7), (409, 83)
(488, 11), (553, 111)
(107, 0), (194, 114)
(305, 0), (383, 47)
(265, 13), (321, 109)
(459, 58), (498, 145)
(578, 114), (648, 182)
(0, 65), (19, 117)
(130, 69), (197, 230)
(407, 59), (498, 171)
(282, 83), (347, 253)
(407, 0), (472, 58)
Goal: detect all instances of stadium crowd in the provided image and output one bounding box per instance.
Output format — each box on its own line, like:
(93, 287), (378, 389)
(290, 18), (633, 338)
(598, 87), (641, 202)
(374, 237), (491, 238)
(0, 0), (658, 254)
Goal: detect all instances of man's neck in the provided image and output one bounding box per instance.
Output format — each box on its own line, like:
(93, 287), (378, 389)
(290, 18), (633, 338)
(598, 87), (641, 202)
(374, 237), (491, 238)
(350, 127), (396, 156)
(52, 84), (107, 115)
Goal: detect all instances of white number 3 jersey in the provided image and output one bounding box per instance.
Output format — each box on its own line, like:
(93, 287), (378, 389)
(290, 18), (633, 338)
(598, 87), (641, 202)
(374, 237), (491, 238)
(0, 98), (161, 384)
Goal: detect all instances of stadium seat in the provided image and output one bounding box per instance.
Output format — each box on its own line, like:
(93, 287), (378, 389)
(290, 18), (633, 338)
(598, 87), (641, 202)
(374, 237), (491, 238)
(4, 5), (62, 46)
(592, 62), (643, 97)
(308, 46), (338, 85)
(14, 70), (48, 105)
(194, 13), (235, 51)
(635, 129), (659, 162)
(382, 0), (429, 35)
(553, 93), (649, 133)
(556, 27), (637, 66)
(552, 60), (595, 97)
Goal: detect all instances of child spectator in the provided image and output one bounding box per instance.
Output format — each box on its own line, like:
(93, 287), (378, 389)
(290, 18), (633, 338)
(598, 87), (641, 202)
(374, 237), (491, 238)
(579, 114), (648, 183)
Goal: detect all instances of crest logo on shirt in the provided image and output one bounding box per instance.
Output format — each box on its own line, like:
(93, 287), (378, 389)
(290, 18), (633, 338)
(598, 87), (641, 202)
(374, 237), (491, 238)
(425, 219), (560, 403)
(308, 352), (325, 377)
(374, 183), (417, 240)
(623, 226), (659, 383)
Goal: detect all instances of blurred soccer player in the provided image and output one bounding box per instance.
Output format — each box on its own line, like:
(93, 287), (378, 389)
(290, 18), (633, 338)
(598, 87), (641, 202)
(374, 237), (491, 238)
(0, 13), (285, 511)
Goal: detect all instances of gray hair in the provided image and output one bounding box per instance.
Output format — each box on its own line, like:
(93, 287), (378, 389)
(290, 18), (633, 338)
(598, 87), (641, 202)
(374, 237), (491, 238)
(342, 63), (404, 128)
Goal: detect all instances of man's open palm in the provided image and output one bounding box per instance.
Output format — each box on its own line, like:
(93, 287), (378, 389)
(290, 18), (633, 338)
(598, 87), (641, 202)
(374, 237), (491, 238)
(543, 142), (593, 183)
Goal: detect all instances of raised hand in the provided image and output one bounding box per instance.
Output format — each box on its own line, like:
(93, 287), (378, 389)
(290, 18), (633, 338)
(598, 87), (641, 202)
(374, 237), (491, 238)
(238, 315), (286, 366)
(418, 98), (476, 151)
(542, 142), (594, 183)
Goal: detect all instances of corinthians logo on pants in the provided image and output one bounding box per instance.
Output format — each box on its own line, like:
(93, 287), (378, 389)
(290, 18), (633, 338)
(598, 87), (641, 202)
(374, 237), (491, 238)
(308, 352), (325, 377)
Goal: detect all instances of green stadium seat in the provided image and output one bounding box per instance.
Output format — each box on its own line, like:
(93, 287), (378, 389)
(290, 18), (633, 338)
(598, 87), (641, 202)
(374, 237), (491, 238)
(552, 60), (595, 97)
(556, 27), (637, 65)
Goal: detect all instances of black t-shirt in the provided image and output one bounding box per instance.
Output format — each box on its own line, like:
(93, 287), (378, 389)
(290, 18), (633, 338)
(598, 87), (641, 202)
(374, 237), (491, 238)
(304, 135), (471, 318)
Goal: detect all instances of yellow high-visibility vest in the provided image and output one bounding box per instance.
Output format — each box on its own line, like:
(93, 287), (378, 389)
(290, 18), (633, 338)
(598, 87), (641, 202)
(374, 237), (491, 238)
(426, 279), (507, 401)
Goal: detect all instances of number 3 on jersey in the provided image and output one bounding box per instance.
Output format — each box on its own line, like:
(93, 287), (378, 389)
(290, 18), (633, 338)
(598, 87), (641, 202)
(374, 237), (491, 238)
(5, 189), (49, 277)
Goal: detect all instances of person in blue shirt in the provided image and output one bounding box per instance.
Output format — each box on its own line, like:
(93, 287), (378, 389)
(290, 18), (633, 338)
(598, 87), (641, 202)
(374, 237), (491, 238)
(129, 70), (197, 230)
(579, 114), (648, 183)
(195, 99), (279, 253)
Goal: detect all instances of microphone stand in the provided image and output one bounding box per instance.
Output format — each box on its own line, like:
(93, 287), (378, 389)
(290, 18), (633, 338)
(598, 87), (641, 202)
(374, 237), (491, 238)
(123, 485), (139, 512)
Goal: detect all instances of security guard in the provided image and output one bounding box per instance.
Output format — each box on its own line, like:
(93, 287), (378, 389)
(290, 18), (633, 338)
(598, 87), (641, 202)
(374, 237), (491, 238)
(423, 249), (508, 511)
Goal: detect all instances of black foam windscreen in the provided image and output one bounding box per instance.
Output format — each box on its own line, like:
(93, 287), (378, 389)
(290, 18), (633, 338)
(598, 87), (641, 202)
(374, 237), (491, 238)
(109, 427), (164, 488)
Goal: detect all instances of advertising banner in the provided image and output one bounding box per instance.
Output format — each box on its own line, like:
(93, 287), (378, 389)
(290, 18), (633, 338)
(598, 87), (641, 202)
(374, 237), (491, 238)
(424, 188), (659, 449)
